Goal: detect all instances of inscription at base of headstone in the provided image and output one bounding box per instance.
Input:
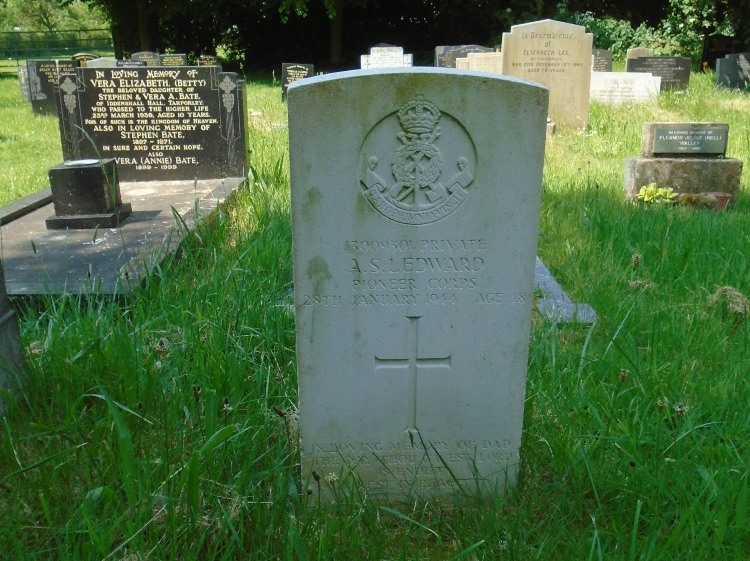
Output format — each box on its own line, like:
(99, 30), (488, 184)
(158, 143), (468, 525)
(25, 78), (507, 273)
(27, 60), (76, 114)
(434, 45), (494, 68)
(282, 63), (315, 100)
(500, 19), (592, 129)
(57, 67), (247, 181)
(288, 69), (548, 501)
(644, 123), (728, 157)
(626, 56), (691, 91)
(46, 159), (132, 229)
(590, 72), (661, 104)
(716, 53), (750, 89)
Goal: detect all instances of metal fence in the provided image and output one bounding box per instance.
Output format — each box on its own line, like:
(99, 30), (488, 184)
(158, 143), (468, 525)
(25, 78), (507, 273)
(0, 28), (113, 58)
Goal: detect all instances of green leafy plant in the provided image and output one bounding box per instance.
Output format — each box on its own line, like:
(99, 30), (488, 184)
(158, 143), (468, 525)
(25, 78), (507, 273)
(635, 183), (679, 204)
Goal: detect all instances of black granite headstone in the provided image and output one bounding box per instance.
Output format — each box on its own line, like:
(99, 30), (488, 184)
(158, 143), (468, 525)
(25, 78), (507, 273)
(592, 49), (613, 72)
(434, 45), (494, 68)
(626, 56), (692, 91)
(130, 51), (160, 67)
(46, 159), (132, 229)
(197, 55), (219, 67)
(716, 53), (750, 89)
(160, 53), (188, 66)
(26, 59), (76, 114)
(57, 67), (247, 181)
(281, 63), (314, 100)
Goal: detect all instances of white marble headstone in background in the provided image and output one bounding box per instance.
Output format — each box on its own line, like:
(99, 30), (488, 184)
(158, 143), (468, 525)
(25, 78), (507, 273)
(288, 69), (548, 501)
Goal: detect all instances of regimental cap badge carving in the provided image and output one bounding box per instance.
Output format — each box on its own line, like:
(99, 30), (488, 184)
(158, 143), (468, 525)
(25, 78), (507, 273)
(397, 95), (440, 135)
(359, 94), (476, 225)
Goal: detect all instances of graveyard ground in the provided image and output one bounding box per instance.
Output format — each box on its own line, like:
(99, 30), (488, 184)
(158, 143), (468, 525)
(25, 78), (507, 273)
(1, 68), (750, 559)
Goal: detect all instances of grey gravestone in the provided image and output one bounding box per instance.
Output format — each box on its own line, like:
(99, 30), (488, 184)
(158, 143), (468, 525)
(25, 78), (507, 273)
(86, 57), (119, 68)
(288, 69), (548, 501)
(361, 46), (413, 68)
(500, 19), (593, 129)
(159, 53), (188, 66)
(459, 51), (504, 73)
(45, 159), (131, 229)
(26, 59), (76, 114)
(18, 66), (30, 102)
(57, 67), (247, 182)
(626, 47), (654, 60)
(716, 53), (750, 89)
(626, 56), (691, 91)
(281, 63), (314, 100)
(643, 123), (728, 157)
(592, 49), (613, 72)
(130, 51), (160, 66)
(434, 45), (494, 67)
(625, 122), (742, 200)
(590, 72), (661, 104)
(0, 261), (24, 416)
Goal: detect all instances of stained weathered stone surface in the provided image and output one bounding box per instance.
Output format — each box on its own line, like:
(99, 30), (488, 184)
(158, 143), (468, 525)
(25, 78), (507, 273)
(624, 158), (743, 199)
(0, 261), (24, 415)
(288, 69), (548, 501)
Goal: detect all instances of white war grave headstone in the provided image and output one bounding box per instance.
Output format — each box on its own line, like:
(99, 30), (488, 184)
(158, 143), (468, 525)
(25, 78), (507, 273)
(500, 19), (592, 129)
(288, 69), (548, 501)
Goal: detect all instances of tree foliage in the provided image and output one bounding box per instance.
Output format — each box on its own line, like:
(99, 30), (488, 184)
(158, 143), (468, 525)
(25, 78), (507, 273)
(3, 0), (747, 68)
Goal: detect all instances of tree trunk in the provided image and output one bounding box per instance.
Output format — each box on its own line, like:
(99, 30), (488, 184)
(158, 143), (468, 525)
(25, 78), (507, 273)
(329, 0), (344, 67)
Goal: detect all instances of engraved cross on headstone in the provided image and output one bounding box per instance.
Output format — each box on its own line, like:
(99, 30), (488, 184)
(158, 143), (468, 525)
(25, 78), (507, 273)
(374, 315), (451, 434)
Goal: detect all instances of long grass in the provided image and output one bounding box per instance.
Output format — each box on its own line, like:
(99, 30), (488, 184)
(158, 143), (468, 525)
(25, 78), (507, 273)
(0, 68), (749, 559)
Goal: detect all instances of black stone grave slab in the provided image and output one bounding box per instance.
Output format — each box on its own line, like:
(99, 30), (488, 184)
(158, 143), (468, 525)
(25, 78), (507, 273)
(434, 45), (494, 68)
(26, 59), (76, 114)
(626, 56), (692, 91)
(160, 53), (188, 66)
(46, 159), (132, 229)
(57, 67), (247, 182)
(281, 63), (314, 100)
(716, 53), (750, 89)
(592, 49), (613, 72)
(1, 178), (243, 295)
(130, 51), (160, 66)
